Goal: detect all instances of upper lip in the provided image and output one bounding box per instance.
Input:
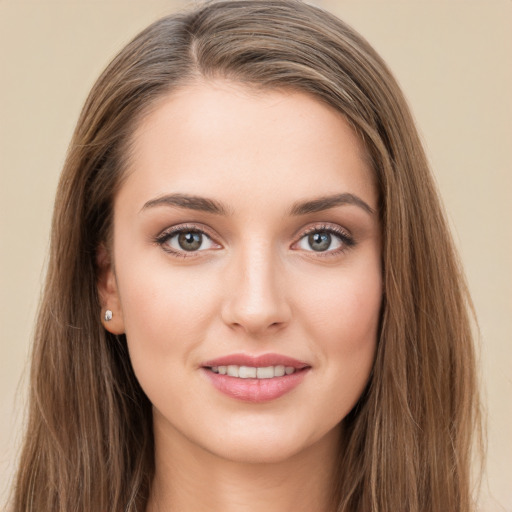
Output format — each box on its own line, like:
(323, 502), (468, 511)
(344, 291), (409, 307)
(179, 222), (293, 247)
(201, 353), (310, 369)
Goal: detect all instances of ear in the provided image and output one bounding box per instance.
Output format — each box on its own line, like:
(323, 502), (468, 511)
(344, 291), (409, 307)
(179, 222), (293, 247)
(96, 244), (125, 335)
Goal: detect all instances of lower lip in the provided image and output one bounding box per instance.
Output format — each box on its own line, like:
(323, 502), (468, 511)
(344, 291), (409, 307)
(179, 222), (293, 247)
(202, 368), (310, 403)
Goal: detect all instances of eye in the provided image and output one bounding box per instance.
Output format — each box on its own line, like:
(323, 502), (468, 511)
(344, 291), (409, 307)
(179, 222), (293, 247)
(155, 225), (220, 256)
(294, 226), (354, 254)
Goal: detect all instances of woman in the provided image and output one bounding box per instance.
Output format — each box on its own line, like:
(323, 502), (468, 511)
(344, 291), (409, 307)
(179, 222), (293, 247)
(10, 1), (482, 511)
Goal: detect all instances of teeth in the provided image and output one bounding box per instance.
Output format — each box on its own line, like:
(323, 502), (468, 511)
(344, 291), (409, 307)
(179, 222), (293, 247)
(274, 365), (285, 377)
(210, 364), (297, 379)
(239, 366), (257, 378)
(256, 366), (274, 379)
(227, 365), (239, 377)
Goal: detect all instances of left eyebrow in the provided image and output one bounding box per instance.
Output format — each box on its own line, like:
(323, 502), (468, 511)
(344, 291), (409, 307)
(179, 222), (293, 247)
(288, 193), (375, 216)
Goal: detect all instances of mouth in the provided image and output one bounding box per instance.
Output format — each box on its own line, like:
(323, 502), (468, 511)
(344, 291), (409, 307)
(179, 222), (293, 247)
(208, 364), (299, 379)
(201, 353), (311, 402)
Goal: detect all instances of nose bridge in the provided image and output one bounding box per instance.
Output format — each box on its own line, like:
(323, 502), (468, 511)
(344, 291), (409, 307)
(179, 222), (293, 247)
(222, 237), (290, 334)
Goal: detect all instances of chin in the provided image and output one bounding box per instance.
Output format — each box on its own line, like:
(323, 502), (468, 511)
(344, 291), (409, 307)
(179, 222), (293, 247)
(201, 422), (340, 466)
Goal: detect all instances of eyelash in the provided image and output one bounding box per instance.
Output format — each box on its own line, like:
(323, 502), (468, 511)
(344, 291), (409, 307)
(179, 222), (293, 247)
(154, 224), (218, 259)
(296, 224), (355, 258)
(154, 223), (355, 259)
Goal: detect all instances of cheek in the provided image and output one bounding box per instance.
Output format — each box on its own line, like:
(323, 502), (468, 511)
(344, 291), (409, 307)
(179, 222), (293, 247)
(302, 264), (382, 346)
(299, 260), (382, 400)
(115, 254), (221, 366)
(115, 261), (224, 415)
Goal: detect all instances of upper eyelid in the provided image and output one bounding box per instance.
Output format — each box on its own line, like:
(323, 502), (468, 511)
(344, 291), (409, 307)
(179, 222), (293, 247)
(299, 224), (348, 235)
(293, 222), (352, 241)
(157, 223), (217, 240)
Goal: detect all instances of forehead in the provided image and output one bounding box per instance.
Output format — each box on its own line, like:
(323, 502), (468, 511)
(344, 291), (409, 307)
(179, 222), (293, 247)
(120, 80), (377, 213)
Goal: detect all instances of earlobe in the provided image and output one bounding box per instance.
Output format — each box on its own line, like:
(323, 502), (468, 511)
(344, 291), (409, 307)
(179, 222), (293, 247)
(96, 244), (125, 335)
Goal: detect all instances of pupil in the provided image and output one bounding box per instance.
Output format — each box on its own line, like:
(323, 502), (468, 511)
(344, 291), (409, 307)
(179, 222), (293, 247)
(178, 231), (202, 251)
(309, 232), (331, 251)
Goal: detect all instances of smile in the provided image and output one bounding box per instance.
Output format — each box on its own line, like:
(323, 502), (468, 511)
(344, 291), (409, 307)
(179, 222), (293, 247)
(209, 365), (297, 379)
(201, 353), (311, 402)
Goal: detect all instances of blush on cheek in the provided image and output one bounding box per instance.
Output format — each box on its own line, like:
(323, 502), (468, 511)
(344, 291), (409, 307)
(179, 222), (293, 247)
(121, 270), (218, 363)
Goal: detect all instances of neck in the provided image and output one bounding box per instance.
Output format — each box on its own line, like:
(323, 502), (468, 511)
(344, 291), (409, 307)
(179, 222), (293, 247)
(146, 417), (340, 512)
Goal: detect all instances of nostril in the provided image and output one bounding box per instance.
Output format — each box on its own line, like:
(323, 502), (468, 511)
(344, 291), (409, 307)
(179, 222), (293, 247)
(220, 268), (292, 334)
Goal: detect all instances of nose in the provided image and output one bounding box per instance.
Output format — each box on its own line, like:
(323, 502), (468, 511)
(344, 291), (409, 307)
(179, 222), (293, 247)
(221, 243), (291, 336)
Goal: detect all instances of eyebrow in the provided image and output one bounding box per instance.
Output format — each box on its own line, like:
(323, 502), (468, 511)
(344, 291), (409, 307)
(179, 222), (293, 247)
(140, 193), (230, 215)
(140, 192), (375, 216)
(289, 193), (375, 216)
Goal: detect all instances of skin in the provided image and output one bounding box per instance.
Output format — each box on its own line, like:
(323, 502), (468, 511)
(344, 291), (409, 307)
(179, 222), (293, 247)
(99, 81), (382, 512)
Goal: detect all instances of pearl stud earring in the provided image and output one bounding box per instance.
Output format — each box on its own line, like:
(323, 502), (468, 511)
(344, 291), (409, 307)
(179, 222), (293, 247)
(104, 309), (113, 322)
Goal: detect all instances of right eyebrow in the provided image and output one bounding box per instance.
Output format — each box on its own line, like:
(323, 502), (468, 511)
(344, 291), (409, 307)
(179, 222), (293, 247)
(140, 193), (231, 215)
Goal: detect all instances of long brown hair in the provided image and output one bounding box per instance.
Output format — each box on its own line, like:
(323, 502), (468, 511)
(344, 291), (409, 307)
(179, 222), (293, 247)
(10, 1), (482, 510)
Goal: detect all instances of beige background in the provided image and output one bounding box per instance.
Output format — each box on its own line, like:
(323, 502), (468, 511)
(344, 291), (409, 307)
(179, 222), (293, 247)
(1, 0), (510, 509)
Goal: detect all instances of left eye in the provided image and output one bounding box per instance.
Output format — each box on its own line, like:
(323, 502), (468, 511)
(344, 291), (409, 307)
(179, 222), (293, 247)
(162, 230), (216, 252)
(296, 230), (344, 252)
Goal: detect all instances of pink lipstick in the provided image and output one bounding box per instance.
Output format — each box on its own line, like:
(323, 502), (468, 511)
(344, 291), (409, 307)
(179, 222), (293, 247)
(201, 353), (310, 403)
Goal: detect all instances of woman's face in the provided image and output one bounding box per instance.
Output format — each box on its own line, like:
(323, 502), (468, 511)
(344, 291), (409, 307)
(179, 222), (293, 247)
(102, 81), (382, 463)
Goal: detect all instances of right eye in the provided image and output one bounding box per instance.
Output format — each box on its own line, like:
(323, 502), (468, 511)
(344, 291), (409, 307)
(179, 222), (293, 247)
(155, 225), (221, 257)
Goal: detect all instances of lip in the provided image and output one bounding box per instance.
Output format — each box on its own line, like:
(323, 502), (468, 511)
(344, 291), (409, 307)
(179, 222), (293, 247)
(202, 353), (310, 369)
(201, 353), (311, 403)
